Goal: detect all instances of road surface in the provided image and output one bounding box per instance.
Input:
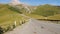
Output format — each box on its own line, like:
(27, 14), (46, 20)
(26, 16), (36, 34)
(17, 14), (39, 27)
(4, 19), (60, 34)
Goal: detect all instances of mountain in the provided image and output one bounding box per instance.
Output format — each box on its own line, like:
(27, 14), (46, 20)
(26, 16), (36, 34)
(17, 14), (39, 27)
(32, 4), (60, 17)
(0, 4), (29, 30)
(0, 2), (34, 26)
(9, 0), (34, 14)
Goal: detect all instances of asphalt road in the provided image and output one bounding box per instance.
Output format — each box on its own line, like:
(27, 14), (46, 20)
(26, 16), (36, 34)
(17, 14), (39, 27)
(4, 19), (60, 34)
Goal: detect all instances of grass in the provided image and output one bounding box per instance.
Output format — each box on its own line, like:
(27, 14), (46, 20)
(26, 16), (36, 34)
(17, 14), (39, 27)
(25, 13), (45, 19)
(0, 13), (27, 28)
(0, 4), (28, 30)
(32, 4), (60, 17)
(26, 13), (60, 24)
(47, 14), (60, 20)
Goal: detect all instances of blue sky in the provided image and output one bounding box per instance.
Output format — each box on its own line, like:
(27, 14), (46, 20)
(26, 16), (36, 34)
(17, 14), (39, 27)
(0, 0), (60, 6)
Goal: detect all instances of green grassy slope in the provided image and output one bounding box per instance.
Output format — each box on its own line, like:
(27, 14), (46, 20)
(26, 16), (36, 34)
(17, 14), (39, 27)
(47, 14), (60, 20)
(31, 4), (60, 20)
(0, 4), (28, 29)
(32, 4), (60, 17)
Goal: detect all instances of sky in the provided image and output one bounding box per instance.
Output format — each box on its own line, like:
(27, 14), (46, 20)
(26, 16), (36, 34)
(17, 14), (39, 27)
(0, 0), (60, 6)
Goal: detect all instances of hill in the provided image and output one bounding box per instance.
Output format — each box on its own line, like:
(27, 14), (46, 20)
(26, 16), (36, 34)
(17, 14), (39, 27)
(32, 4), (60, 17)
(30, 4), (60, 20)
(0, 4), (28, 31)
